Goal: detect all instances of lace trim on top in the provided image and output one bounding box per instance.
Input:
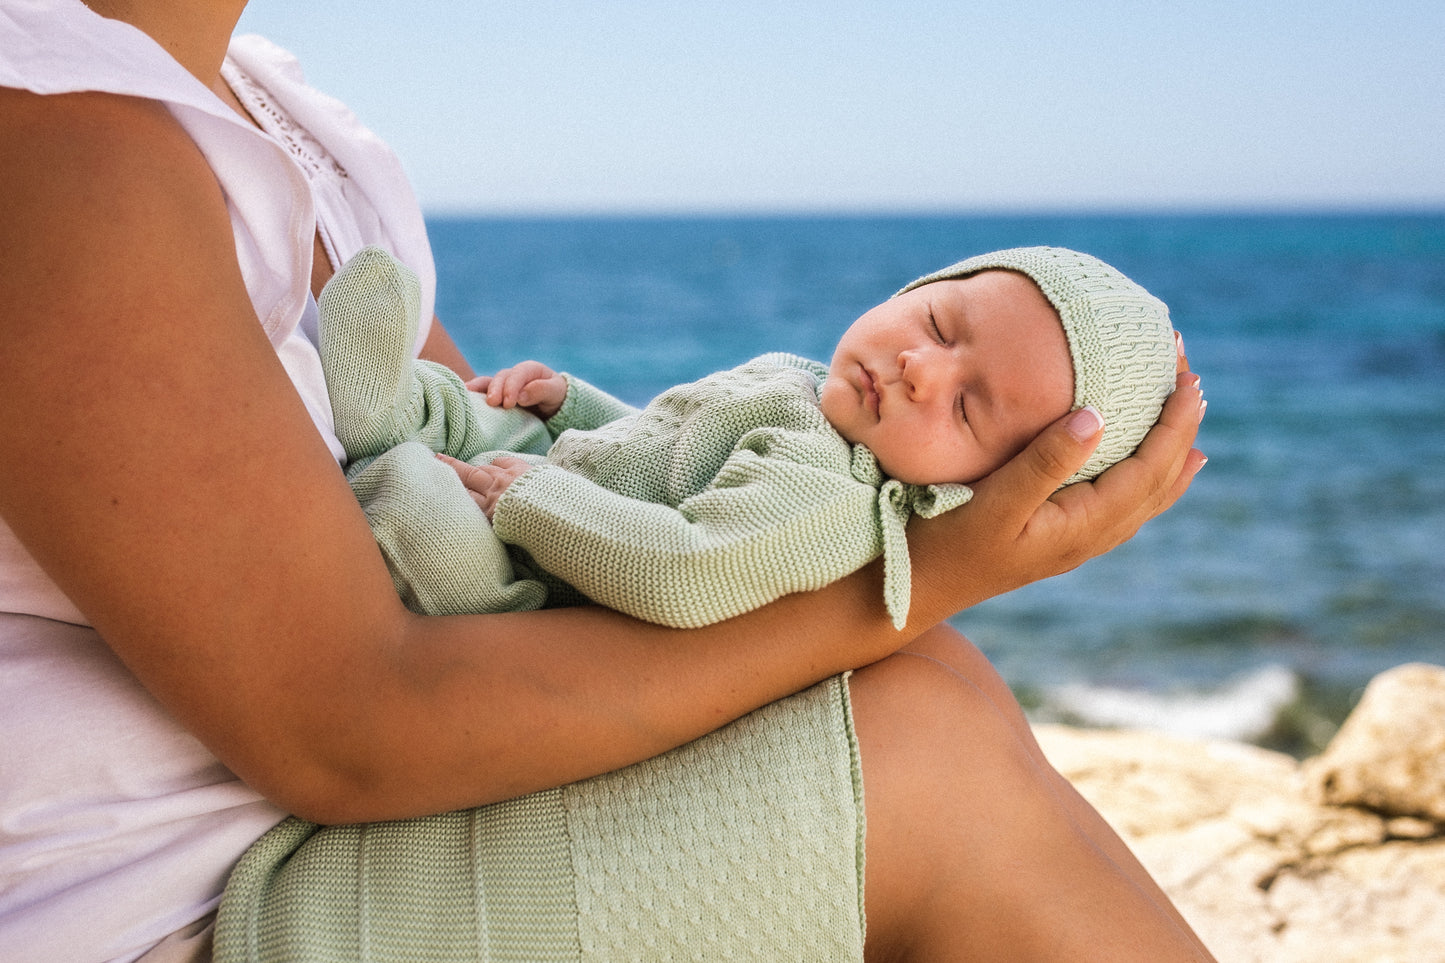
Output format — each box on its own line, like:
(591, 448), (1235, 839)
(221, 58), (350, 274)
(221, 59), (349, 185)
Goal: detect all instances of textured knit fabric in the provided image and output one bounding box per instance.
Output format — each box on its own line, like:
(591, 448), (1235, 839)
(217, 675), (865, 962)
(320, 247), (973, 630)
(898, 246), (1177, 485)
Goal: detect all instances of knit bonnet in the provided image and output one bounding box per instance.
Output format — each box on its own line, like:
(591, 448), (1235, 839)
(896, 246), (1177, 485)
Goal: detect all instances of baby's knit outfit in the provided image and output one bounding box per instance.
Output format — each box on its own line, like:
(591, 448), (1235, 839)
(320, 247), (972, 630)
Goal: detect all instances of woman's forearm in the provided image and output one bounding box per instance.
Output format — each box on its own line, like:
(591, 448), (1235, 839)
(418, 315), (476, 379)
(307, 564), (900, 823)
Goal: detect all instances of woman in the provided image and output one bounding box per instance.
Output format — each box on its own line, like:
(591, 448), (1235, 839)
(0, 1), (1211, 960)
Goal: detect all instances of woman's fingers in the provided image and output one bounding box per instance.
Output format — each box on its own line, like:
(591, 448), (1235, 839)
(967, 405), (1105, 531)
(1055, 375), (1205, 549)
(1148, 372), (1207, 518)
(1124, 372), (1205, 523)
(989, 372), (1202, 564)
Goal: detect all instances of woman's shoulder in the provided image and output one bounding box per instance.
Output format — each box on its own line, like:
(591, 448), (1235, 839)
(0, 86), (216, 193)
(0, 89), (252, 393)
(0, 87), (231, 278)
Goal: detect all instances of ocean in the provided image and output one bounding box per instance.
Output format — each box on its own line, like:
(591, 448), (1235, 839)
(428, 212), (1445, 755)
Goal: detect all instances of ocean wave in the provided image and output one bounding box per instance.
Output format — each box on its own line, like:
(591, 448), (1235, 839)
(1031, 664), (1302, 744)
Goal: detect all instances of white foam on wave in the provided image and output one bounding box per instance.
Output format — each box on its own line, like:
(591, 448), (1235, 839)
(1037, 664), (1301, 743)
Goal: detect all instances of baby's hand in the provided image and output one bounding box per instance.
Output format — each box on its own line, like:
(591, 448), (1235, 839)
(467, 361), (567, 420)
(436, 454), (533, 520)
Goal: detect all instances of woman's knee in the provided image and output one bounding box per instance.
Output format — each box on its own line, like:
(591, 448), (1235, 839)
(849, 643), (1044, 838)
(851, 642), (1019, 766)
(850, 632), (1217, 962)
(901, 624), (1016, 710)
(898, 622), (1044, 756)
(850, 647), (1046, 955)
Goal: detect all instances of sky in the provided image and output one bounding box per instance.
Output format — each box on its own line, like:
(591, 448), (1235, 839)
(234, 0), (1445, 215)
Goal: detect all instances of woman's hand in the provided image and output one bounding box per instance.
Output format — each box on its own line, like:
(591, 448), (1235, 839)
(905, 346), (1205, 631)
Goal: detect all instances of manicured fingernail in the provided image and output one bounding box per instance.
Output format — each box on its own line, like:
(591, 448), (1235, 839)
(1066, 405), (1104, 440)
(1176, 331), (1186, 357)
(1198, 398), (1208, 423)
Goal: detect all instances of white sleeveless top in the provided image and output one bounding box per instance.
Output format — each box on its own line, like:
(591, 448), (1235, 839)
(0, 2), (440, 959)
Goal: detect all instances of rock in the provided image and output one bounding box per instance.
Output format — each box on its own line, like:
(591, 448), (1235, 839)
(1034, 663), (1445, 963)
(1302, 662), (1445, 823)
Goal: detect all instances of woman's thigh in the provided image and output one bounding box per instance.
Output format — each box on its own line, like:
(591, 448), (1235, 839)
(851, 624), (1211, 963)
(850, 624), (1048, 960)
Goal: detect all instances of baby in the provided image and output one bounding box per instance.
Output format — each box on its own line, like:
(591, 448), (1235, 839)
(320, 245), (1176, 629)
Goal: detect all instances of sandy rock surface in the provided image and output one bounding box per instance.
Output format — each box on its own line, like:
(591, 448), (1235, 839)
(1035, 663), (1445, 963)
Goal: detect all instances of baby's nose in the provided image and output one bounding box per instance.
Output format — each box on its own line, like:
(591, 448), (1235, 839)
(900, 349), (947, 401)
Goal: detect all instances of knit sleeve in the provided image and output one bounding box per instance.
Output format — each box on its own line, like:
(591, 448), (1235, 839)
(545, 374), (641, 437)
(490, 444), (885, 629)
(347, 442), (549, 616)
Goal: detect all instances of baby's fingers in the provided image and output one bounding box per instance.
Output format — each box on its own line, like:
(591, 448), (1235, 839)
(436, 452), (487, 492)
(436, 454), (499, 516)
(470, 366), (525, 408)
(487, 368), (525, 408)
(481, 361), (559, 409)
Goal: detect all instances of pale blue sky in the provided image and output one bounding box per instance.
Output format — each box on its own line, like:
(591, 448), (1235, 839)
(236, 1), (1444, 215)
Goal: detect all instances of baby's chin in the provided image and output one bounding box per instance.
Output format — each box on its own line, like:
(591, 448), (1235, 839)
(874, 454), (989, 488)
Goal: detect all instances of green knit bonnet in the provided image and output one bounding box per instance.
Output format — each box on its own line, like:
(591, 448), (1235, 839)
(896, 246), (1177, 485)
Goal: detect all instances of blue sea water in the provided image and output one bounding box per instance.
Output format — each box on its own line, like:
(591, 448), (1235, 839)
(429, 212), (1445, 753)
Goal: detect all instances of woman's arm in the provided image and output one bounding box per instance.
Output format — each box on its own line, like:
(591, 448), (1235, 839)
(418, 315), (476, 379)
(0, 88), (1203, 827)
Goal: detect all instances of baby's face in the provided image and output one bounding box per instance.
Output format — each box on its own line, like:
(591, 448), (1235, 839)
(819, 270), (1074, 486)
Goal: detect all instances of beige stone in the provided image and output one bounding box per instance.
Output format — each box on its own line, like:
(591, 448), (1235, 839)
(1035, 693), (1445, 963)
(1303, 662), (1445, 823)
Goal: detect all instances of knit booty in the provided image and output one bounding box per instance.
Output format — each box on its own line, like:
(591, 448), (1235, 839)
(318, 246), (431, 462)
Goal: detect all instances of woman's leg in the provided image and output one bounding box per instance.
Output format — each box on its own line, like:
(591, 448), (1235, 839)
(852, 624), (1216, 963)
(900, 624), (1215, 947)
